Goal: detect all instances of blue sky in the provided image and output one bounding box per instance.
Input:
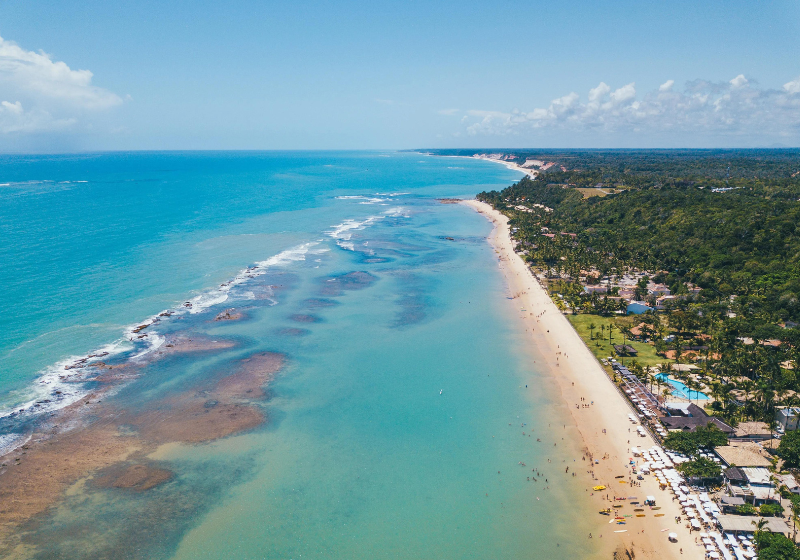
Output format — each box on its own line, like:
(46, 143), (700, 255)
(0, 0), (798, 150)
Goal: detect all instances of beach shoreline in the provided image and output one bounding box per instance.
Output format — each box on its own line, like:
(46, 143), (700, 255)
(463, 199), (703, 560)
(435, 154), (539, 178)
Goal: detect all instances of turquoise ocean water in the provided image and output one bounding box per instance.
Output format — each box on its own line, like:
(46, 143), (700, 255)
(0, 152), (600, 559)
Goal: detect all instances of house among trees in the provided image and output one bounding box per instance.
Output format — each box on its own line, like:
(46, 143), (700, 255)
(775, 406), (800, 432)
(612, 344), (637, 356)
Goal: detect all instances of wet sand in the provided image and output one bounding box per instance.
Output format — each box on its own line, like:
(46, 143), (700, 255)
(464, 200), (701, 560)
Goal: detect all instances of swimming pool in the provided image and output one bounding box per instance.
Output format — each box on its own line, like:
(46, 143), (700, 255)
(655, 373), (709, 400)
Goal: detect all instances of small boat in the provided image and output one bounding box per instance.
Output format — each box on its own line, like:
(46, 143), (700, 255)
(613, 505), (623, 509)
(654, 514), (665, 517)
(634, 508), (644, 512)
(636, 514), (646, 517)
(651, 506), (661, 510)
(599, 508), (611, 515)
(593, 485), (606, 491)
(439, 389), (442, 395)
(615, 475), (625, 479)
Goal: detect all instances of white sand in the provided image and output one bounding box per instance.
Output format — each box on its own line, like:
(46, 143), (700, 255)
(465, 199), (703, 560)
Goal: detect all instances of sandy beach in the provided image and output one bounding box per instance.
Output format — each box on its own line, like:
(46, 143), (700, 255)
(439, 154), (539, 179)
(464, 199), (704, 560)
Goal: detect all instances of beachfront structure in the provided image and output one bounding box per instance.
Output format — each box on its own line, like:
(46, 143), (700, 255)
(659, 404), (735, 435)
(716, 514), (791, 536)
(714, 444), (772, 468)
(722, 466), (781, 505)
(732, 421), (772, 442)
(774, 473), (800, 494)
(775, 406), (800, 431)
(719, 495), (745, 513)
(724, 467), (756, 504)
(740, 467), (780, 505)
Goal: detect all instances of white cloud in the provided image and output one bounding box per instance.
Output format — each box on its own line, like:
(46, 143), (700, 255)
(1, 100), (22, 114)
(462, 74), (800, 141)
(610, 83), (636, 103)
(784, 76), (800, 94)
(0, 101), (76, 133)
(0, 35), (122, 135)
(729, 74), (748, 88)
(659, 80), (675, 92)
(588, 82), (610, 103)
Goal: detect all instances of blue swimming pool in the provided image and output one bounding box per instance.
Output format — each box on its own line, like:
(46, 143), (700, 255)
(655, 373), (709, 400)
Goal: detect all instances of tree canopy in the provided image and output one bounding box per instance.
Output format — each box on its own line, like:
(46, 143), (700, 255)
(662, 424), (729, 456)
(777, 429), (800, 468)
(754, 531), (800, 560)
(676, 457), (722, 480)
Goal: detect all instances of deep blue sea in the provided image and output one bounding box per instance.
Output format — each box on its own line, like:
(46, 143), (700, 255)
(0, 152), (600, 559)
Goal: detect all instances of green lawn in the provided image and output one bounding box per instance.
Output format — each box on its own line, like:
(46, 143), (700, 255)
(567, 314), (665, 369)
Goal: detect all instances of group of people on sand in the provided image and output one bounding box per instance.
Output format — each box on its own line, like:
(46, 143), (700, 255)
(577, 397), (594, 409)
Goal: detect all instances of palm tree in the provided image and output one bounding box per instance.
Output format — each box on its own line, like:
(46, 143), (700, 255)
(751, 516), (769, 537)
(589, 322), (596, 340)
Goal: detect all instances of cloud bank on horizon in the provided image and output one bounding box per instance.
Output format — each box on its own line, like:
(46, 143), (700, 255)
(456, 75), (800, 144)
(0, 35), (122, 135)
(0, 29), (797, 149)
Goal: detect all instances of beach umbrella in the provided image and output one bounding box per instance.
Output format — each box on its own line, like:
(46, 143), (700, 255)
(668, 532), (678, 542)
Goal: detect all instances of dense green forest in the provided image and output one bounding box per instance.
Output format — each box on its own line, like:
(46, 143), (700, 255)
(458, 149), (800, 425)
(479, 175), (800, 322)
(424, 149), (800, 183)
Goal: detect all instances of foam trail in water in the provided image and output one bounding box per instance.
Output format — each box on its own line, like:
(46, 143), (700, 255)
(327, 207), (410, 250)
(0, 241), (326, 430)
(0, 207), (406, 450)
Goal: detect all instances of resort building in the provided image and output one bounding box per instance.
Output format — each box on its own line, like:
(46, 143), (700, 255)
(732, 422), (773, 442)
(775, 406), (800, 432)
(583, 285), (607, 294)
(719, 495), (746, 513)
(723, 466), (779, 505)
(716, 515), (791, 536)
(740, 467), (779, 505)
(659, 404), (734, 435)
(774, 473), (800, 494)
(647, 283), (671, 296)
(714, 443), (772, 468)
